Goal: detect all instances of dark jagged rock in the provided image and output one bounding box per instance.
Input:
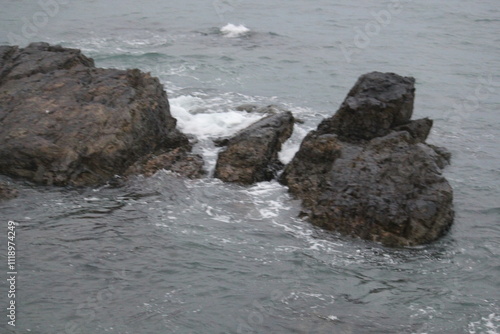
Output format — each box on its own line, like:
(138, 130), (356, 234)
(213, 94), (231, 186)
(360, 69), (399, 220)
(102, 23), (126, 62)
(281, 72), (454, 247)
(0, 42), (201, 186)
(0, 42), (95, 84)
(393, 118), (433, 143)
(0, 182), (18, 201)
(214, 111), (294, 185)
(317, 72), (415, 141)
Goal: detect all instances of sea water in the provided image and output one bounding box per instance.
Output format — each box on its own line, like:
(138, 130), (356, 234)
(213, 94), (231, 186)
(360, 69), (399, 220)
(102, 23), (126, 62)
(0, 0), (499, 333)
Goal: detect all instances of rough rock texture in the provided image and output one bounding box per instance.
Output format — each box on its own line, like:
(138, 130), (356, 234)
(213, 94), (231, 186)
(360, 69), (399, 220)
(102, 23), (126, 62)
(281, 72), (454, 247)
(0, 42), (201, 186)
(214, 111), (294, 184)
(318, 71), (415, 141)
(0, 182), (17, 201)
(125, 147), (205, 179)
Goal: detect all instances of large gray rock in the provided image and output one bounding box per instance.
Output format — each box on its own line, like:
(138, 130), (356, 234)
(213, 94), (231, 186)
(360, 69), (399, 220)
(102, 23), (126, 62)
(318, 72), (415, 141)
(214, 111), (294, 185)
(281, 72), (454, 247)
(0, 43), (202, 186)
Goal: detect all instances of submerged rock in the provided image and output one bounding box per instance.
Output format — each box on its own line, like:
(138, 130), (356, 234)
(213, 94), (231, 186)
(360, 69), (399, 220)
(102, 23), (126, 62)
(235, 104), (259, 113)
(214, 110), (294, 184)
(281, 72), (454, 247)
(0, 42), (200, 186)
(0, 182), (17, 201)
(235, 104), (284, 115)
(125, 147), (205, 179)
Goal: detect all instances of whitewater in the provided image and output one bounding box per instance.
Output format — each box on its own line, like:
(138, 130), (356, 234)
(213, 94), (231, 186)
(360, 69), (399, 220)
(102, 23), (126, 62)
(1, 0), (499, 333)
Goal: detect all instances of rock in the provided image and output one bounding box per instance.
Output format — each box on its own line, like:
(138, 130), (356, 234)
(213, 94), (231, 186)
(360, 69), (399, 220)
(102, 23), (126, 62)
(0, 42), (95, 83)
(281, 131), (344, 206)
(214, 111), (294, 184)
(317, 71), (415, 141)
(428, 144), (452, 169)
(125, 147), (205, 179)
(235, 104), (259, 113)
(281, 72), (454, 247)
(253, 105), (282, 115)
(0, 42), (194, 186)
(393, 118), (433, 143)
(0, 182), (18, 201)
(235, 104), (282, 115)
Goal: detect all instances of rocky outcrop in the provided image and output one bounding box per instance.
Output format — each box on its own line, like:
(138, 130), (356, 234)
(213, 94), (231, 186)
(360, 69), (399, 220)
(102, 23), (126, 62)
(0, 182), (17, 201)
(214, 111), (294, 184)
(0, 42), (202, 186)
(281, 72), (454, 247)
(316, 71), (416, 141)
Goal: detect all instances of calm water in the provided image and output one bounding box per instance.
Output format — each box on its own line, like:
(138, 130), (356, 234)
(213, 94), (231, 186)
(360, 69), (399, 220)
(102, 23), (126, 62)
(1, 1), (499, 333)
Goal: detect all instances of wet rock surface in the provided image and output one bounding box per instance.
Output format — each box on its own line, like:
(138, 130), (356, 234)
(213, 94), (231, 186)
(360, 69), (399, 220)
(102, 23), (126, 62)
(214, 110), (294, 185)
(125, 147), (205, 179)
(317, 72), (416, 141)
(0, 182), (17, 201)
(0, 43), (200, 186)
(281, 72), (454, 247)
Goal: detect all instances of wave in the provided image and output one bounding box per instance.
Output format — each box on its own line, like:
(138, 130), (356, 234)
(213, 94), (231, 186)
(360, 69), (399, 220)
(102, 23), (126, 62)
(220, 23), (251, 38)
(169, 94), (263, 139)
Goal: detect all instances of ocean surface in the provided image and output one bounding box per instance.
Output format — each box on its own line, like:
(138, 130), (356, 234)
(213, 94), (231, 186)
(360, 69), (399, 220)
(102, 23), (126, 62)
(1, 1), (499, 333)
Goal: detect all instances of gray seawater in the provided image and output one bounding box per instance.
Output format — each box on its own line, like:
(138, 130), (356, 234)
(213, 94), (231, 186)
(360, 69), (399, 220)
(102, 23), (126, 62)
(1, 0), (499, 333)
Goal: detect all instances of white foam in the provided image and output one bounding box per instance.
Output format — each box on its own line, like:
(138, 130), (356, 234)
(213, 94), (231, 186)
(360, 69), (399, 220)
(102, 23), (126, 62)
(468, 313), (500, 334)
(220, 23), (250, 38)
(169, 95), (262, 139)
(279, 125), (309, 164)
(276, 104), (317, 164)
(246, 181), (285, 196)
(84, 197), (101, 202)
